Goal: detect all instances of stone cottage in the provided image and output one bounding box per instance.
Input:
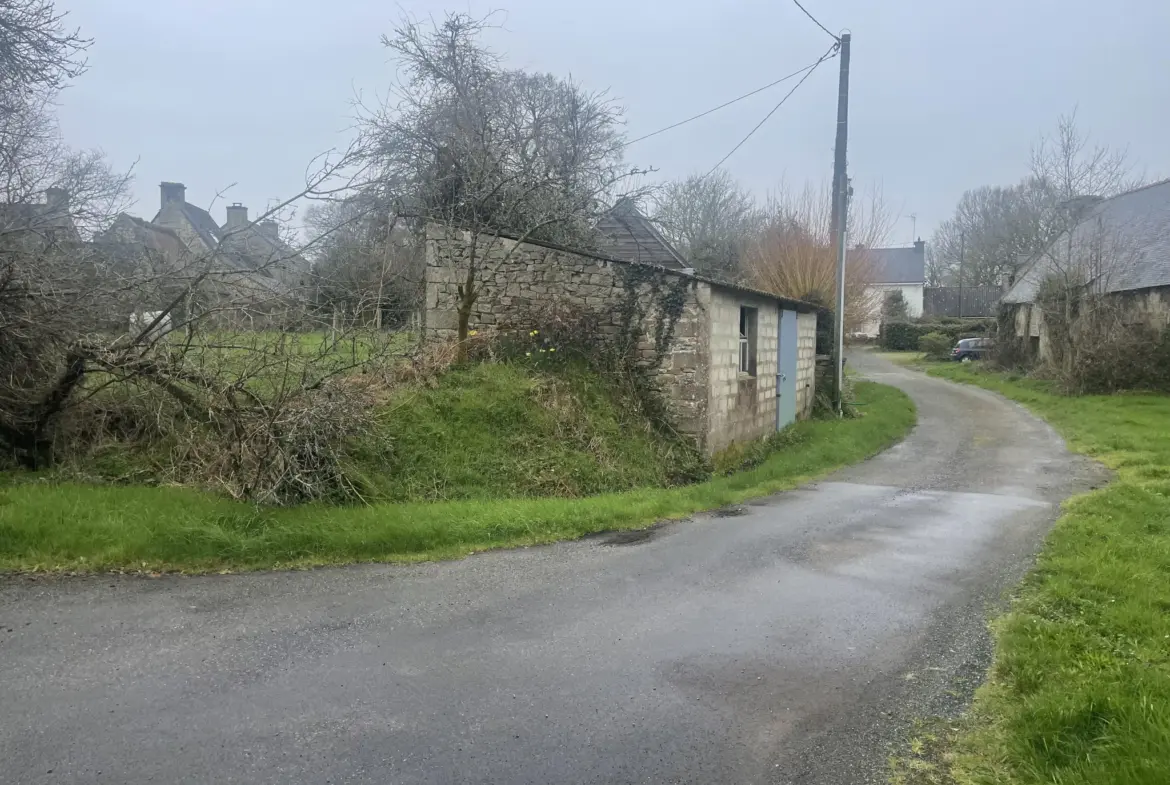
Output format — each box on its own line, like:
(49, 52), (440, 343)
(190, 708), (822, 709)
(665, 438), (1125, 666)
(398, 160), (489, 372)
(1001, 179), (1170, 361)
(424, 212), (821, 456)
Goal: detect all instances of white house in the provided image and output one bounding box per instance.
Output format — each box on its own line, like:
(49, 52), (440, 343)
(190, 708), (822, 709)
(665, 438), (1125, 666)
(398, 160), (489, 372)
(852, 240), (927, 336)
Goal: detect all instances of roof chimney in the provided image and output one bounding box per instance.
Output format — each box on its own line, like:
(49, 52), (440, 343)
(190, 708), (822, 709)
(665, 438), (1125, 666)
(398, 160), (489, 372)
(225, 203), (249, 230)
(45, 187), (69, 211)
(160, 182), (186, 209)
(913, 238), (926, 254)
(258, 220), (280, 241)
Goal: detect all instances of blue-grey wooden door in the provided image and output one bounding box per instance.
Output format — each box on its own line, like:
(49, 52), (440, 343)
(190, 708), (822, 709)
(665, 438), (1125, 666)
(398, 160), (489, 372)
(776, 308), (799, 429)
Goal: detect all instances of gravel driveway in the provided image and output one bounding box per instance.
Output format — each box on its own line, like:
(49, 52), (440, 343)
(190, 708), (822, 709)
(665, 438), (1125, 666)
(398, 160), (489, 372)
(0, 353), (1097, 784)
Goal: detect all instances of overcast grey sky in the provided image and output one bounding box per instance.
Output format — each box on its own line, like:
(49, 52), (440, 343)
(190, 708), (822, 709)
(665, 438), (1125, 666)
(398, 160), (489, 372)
(56, 0), (1168, 244)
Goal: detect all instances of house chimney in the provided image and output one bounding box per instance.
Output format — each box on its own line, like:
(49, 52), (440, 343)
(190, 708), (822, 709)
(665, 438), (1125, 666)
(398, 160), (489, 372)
(913, 238), (926, 254)
(258, 220), (280, 241)
(160, 182), (186, 209)
(45, 187), (69, 211)
(225, 203), (249, 230)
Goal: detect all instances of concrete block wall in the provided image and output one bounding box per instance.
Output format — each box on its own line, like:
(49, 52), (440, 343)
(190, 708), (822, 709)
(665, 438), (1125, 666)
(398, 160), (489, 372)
(705, 289), (780, 455)
(796, 310), (818, 418)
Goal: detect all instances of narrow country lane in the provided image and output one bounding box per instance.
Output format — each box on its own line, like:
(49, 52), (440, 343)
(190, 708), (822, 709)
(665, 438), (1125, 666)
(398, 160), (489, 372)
(0, 353), (1097, 784)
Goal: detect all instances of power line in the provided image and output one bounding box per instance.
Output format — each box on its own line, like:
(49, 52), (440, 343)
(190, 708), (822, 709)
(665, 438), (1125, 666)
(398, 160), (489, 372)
(621, 58), (831, 149)
(791, 0), (840, 42)
(703, 43), (838, 177)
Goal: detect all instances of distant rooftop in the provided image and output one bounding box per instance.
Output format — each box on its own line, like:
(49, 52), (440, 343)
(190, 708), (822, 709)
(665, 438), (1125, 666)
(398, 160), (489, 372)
(849, 241), (926, 284)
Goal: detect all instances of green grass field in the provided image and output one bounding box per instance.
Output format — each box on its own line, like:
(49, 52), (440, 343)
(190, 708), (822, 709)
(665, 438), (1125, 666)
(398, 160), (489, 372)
(0, 381), (914, 574)
(901, 364), (1170, 785)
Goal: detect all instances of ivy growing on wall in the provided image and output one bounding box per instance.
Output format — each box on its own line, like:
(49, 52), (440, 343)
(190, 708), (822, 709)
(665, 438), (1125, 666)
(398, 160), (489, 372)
(615, 264), (695, 371)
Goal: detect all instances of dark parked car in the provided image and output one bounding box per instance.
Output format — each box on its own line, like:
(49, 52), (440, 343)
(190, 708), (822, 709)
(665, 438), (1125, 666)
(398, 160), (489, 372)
(951, 337), (990, 362)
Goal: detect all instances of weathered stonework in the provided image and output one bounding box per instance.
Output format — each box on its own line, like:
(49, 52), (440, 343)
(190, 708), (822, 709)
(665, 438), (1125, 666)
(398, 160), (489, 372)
(424, 224), (818, 455)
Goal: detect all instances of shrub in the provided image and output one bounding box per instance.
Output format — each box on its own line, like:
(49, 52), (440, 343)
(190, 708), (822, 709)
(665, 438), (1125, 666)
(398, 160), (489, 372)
(879, 321), (925, 351)
(918, 331), (953, 360)
(880, 318), (995, 351)
(881, 290), (909, 321)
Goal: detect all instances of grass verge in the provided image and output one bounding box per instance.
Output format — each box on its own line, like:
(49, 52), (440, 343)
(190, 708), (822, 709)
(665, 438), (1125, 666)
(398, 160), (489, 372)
(0, 381), (914, 574)
(902, 363), (1170, 785)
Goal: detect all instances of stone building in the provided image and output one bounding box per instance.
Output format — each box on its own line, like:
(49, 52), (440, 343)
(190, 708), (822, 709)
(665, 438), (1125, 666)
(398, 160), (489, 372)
(97, 185), (303, 327)
(152, 182), (223, 255)
(1001, 179), (1170, 361)
(424, 217), (821, 456)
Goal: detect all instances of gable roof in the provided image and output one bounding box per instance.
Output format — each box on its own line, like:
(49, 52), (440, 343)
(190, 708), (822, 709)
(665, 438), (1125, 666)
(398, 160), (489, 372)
(152, 201), (222, 250)
(217, 223), (310, 283)
(0, 201), (81, 242)
(1003, 179), (1170, 304)
(97, 214), (188, 255)
(595, 200), (688, 270)
(849, 244), (926, 284)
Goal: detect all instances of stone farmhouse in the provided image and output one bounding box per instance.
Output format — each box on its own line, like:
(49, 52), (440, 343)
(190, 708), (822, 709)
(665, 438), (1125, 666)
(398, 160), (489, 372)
(1001, 179), (1170, 361)
(424, 204), (822, 456)
(93, 182), (312, 328)
(149, 182), (311, 289)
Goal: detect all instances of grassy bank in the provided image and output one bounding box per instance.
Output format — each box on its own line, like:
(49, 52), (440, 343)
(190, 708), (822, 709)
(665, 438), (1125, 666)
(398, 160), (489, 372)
(0, 381), (914, 574)
(907, 364), (1170, 784)
(345, 363), (702, 502)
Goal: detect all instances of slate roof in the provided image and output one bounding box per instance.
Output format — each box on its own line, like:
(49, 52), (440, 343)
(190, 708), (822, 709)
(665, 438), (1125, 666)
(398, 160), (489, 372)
(151, 202), (223, 250)
(217, 222), (310, 286)
(595, 199), (688, 270)
(0, 201), (81, 242)
(848, 244), (926, 284)
(1003, 179), (1170, 304)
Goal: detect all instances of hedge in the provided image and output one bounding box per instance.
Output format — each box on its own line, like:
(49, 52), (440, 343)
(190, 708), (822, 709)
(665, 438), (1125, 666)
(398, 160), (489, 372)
(879, 318), (994, 351)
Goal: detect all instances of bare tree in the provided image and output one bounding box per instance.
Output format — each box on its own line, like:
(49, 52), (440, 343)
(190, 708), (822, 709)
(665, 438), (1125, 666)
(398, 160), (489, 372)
(0, 1), (411, 500)
(1031, 108), (1141, 207)
(357, 12), (647, 346)
(304, 195), (424, 332)
(743, 180), (891, 334)
(931, 110), (1143, 289)
(650, 170), (762, 279)
(929, 179), (1051, 287)
(0, 0), (88, 114)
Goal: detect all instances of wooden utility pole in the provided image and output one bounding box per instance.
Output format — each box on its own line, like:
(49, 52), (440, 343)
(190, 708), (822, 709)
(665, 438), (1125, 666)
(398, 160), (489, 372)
(830, 32), (851, 415)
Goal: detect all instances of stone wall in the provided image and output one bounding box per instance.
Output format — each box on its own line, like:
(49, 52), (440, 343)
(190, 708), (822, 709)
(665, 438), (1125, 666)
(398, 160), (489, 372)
(425, 226), (712, 441)
(796, 311), (817, 417)
(424, 224), (819, 455)
(705, 288), (780, 455)
(1009, 286), (1170, 367)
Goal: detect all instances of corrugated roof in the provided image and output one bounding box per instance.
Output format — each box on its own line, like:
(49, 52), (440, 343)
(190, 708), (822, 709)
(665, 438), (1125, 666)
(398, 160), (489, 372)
(595, 200), (688, 270)
(849, 244), (926, 284)
(1003, 179), (1170, 304)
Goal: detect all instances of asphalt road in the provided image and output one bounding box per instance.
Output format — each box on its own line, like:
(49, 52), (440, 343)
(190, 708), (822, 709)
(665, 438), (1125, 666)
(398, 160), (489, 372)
(0, 353), (1099, 784)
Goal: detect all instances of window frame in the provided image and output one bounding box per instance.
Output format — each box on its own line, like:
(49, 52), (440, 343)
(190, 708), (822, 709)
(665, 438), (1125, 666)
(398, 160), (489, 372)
(739, 306), (758, 377)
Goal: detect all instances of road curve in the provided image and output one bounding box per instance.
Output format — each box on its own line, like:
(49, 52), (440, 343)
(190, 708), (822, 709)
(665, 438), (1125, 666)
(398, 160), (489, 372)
(0, 353), (1098, 784)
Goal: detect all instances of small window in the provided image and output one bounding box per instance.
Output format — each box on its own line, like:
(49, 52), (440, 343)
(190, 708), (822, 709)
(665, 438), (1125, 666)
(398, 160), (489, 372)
(739, 306), (758, 376)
